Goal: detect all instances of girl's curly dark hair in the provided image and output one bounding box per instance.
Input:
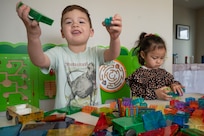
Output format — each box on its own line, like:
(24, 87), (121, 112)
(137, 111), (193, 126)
(133, 32), (166, 65)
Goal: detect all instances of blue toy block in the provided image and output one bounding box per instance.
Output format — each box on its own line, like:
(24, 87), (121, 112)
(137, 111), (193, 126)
(198, 98), (204, 108)
(0, 124), (22, 136)
(165, 114), (174, 121)
(176, 112), (190, 123)
(167, 91), (180, 97)
(140, 102), (147, 107)
(19, 130), (47, 136)
(131, 97), (144, 106)
(104, 17), (112, 26)
(142, 111), (166, 131)
(185, 97), (196, 103)
(173, 115), (185, 127)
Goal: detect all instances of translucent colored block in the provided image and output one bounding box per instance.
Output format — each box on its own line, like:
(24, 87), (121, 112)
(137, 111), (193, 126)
(142, 111), (166, 131)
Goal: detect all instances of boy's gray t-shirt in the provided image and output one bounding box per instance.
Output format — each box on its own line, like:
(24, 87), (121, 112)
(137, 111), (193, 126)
(41, 46), (106, 109)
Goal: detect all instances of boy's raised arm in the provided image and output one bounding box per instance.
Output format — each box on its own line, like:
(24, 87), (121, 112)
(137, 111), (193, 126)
(103, 14), (122, 62)
(16, 2), (50, 68)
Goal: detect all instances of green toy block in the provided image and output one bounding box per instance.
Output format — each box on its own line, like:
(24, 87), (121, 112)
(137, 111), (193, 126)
(112, 116), (145, 135)
(18, 2), (54, 25)
(180, 128), (204, 135)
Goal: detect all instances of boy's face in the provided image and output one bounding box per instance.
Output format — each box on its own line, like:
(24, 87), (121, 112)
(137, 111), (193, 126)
(61, 9), (94, 46)
(141, 47), (166, 69)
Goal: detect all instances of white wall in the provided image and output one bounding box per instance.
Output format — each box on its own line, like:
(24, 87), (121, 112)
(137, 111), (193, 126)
(0, 0), (173, 72)
(196, 7), (204, 63)
(173, 5), (195, 64)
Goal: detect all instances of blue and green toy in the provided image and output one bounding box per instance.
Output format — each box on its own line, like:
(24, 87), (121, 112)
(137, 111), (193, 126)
(104, 17), (112, 26)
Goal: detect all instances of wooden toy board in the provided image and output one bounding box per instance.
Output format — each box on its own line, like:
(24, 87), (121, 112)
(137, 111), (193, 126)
(0, 42), (56, 111)
(0, 54), (36, 110)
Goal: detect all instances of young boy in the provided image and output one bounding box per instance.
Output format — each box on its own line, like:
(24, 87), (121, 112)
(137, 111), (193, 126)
(16, 3), (122, 109)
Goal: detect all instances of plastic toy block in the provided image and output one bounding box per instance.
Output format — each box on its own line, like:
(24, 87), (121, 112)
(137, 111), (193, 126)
(142, 110), (166, 131)
(165, 114), (174, 121)
(42, 113), (66, 122)
(81, 106), (97, 114)
(6, 104), (44, 124)
(122, 98), (132, 106)
(198, 98), (204, 108)
(173, 115), (185, 126)
(179, 128), (204, 136)
(123, 106), (155, 118)
(104, 17), (112, 26)
(169, 112), (190, 127)
(140, 102), (147, 107)
(189, 101), (199, 109)
(112, 116), (145, 135)
(65, 106), (82, 115)
(117, 98), (123, 117)
(19, 129), (48, 136)
(131, 97), (144, 105)
(21, 117), (75, 132)
(185, 97), (196, 103)
(93, 113), (109, 132)
(109, 101), (117, 109)
(178, 112), (190, 123)
(164, 108), (178, 115)
(137, 107), (155, 118)
(97, 107), (113, 114)
(138, 124), (179, 136)
(46, 124), (95, 136)
(155, 105), (166, 114)
(18, 2), (54, 25)
(167, 91), (180, 98)
(125, 107), (132, 117)
(166, 87), (185, 98)
(44, 109), (58, 117)
(0, 124), (22, 136)
(169, 99), (179, 107)
(93, 129), (119, 136)
(188, 117), (204, 131)
(174, 101), (186, 110)
(44, 106), (81, 116)
(148, 104), (158, 110)
(192, 109), (203, 117)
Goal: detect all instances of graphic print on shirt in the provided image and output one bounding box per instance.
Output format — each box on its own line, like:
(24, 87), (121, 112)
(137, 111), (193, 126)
(65, 62), (97, 107)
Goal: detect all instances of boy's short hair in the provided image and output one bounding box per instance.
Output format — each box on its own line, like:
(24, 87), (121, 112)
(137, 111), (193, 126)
(61, 5), (92, 28)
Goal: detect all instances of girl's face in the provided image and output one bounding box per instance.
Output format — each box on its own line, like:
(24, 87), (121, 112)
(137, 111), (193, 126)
(141, 48), (166, 69)
(61, 9), (94, 46)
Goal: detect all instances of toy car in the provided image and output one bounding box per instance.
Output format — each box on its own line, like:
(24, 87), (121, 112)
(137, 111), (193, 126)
(6, 104), (44, 124)
(112, 116), (145, 136)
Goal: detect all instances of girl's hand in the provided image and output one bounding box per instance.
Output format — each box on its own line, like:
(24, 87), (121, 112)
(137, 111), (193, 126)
(171, 83), (185, 96)
(102, 14), (122, 40)
(155, 86), (172, 100)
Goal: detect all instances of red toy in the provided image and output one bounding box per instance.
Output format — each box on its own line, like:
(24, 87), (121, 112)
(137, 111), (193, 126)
(138, 124), (179, 136)
(93, 113), (109, 132)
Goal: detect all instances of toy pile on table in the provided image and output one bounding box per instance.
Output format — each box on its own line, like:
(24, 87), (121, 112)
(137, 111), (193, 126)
(110, 96), (204, 136)
(1, 94), (204, 136)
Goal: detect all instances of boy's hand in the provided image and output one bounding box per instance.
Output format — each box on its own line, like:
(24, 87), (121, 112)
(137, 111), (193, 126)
(16, 2), (41, 39)
(155, 86), (173, 100)
(102, 14), (122, 40)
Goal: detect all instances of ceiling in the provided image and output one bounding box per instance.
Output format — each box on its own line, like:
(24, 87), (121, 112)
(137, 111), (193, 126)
(174, 0), (204, 9)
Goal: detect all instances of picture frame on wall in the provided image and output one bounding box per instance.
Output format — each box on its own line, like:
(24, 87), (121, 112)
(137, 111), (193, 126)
(176, 24), (190, 40)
